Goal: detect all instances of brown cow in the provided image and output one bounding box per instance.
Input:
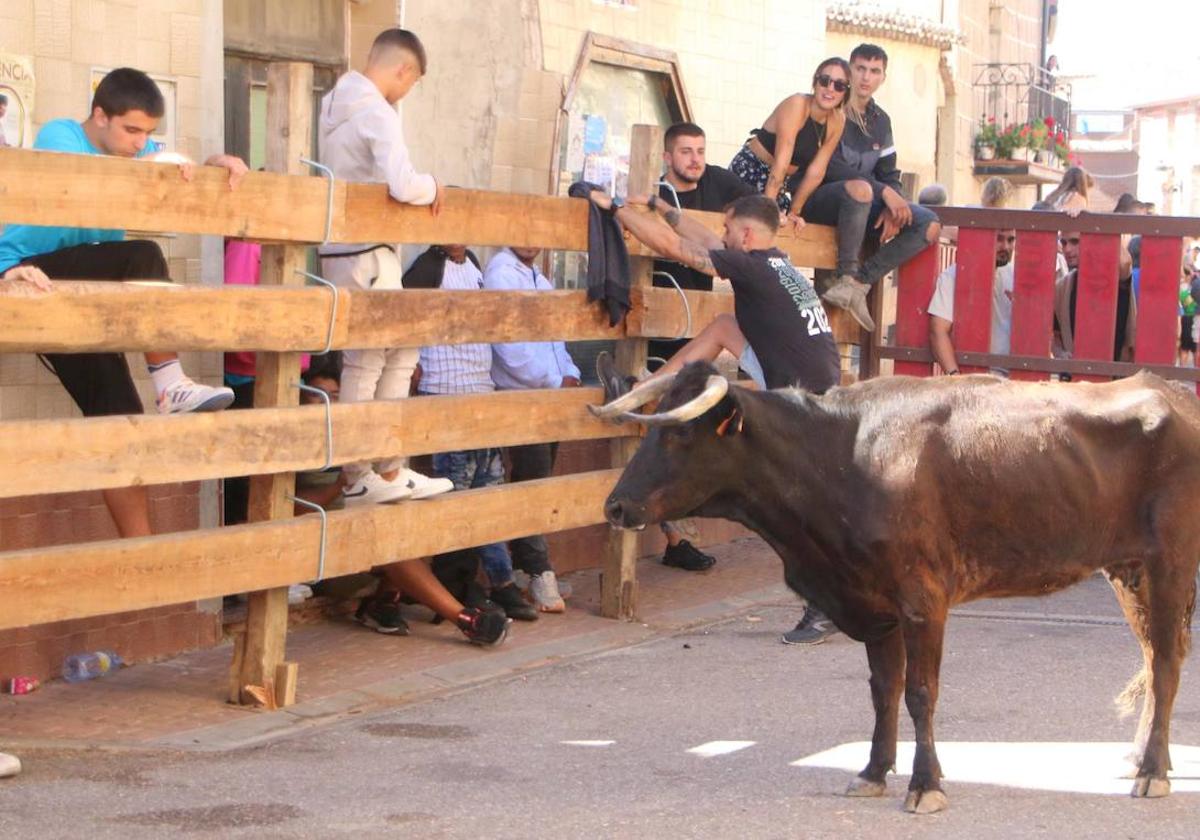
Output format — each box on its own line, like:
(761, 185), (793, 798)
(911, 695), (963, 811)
(595, 364), (1200, 813)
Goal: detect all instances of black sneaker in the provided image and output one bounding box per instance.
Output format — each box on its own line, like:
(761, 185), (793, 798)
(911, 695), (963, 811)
(456, 606), (511, 646)
(355, 593), (410, 635)
(490, 582), (539, 622)
(781, 606), (838, 645)
(595, 351), (633, 403)
(662, 539), (716, 572)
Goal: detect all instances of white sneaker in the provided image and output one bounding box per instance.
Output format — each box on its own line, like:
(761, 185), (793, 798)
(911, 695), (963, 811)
(529, 571), (566, 613)
(514, 569), (572, 600)
(287, 584), (313, 605)
(156, 378), (236, 414)
(400, 468), (454, 500)
(342, 472), (413, 506)
(0, 752), (20, 779)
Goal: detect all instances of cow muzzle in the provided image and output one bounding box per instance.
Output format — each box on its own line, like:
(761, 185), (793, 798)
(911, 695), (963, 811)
(604, 495), (648, 530)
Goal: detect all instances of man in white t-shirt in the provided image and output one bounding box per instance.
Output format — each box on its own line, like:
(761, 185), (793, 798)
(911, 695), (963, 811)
(927, 229), (1016, 376)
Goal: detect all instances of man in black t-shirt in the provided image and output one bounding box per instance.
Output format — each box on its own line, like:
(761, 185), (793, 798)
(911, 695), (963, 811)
(648, 123), (755, 573)
(587, 191), (839, 396)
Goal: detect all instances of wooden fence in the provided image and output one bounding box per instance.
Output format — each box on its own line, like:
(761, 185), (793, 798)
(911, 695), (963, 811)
(0, 63), (848, 706)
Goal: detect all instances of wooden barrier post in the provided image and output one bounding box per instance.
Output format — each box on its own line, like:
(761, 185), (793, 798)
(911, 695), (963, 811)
(230, 61), (312, 706)
(600, 124), (662, 620)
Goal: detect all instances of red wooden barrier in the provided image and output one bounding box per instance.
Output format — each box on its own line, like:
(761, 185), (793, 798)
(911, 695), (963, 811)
(1134, 236), (1185, 367)
(1008, 230), (1058, 382)
(894, 243), (939, 377)
(952, 228), (999, 374)
(1071, 233), (1121, 382)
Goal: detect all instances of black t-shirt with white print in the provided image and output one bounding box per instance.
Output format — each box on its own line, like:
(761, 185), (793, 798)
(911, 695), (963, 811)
(708, 247), (839, 393)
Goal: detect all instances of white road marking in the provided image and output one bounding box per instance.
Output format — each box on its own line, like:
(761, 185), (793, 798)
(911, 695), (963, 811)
(791, 741), (1200, 795)
(560, 740), (615, 747)
(687, 740), (756, 758)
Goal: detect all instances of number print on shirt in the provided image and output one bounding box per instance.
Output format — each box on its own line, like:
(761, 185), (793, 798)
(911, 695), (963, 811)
(802, 306), (832, 336)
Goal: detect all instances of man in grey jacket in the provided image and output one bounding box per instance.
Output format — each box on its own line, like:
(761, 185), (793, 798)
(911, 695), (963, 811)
(318, 28), (451, 506)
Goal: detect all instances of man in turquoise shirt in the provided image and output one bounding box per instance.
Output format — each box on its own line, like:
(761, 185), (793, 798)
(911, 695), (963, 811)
(0, 67), (247, 539)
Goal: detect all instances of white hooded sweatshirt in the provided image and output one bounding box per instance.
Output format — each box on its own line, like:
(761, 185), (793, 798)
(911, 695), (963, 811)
(318, 70), (437, 256)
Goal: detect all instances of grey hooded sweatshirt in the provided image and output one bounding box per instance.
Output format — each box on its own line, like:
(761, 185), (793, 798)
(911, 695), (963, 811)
(318, 70), (437, 256)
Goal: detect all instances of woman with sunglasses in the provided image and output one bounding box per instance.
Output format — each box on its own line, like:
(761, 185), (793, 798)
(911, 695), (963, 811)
(730, 57), (851, 223)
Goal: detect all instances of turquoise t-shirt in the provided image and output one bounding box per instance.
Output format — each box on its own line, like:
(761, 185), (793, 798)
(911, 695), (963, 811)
(0, 119), (160, 272)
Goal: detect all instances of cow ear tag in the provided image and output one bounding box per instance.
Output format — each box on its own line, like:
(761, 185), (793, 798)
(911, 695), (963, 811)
(716, 408), (743, 437)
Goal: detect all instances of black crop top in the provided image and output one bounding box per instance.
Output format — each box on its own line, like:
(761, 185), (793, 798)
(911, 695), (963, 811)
(751, 115), (825, 168)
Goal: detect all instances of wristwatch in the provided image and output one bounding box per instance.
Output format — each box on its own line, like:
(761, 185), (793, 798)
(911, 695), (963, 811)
(611, 195), (625, 210)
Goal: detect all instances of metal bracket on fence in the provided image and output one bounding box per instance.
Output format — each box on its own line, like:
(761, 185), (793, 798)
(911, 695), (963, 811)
(299, 157), (335, 246)
(292, 381), (334, 471)
(287, 495), (328, 582)
(294, 270), (339, 355)
(652, 270), (692, 341)
(655, 180), (682, 210)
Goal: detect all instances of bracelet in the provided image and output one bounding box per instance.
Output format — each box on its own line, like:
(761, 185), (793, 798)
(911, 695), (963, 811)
(648, 194), (658, 212)
(664, 208), (682, 228)
(947, 369), (960, 375)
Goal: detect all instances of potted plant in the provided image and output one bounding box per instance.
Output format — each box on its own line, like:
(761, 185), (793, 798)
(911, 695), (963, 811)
(995, 122), (1021, 161)
(975, 117), (999, 160)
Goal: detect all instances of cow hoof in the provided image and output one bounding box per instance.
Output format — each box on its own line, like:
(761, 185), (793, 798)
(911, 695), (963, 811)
(903, 789), (948, 814)
(1131, 776), (1171, 798)
(845, 777), (886, 797)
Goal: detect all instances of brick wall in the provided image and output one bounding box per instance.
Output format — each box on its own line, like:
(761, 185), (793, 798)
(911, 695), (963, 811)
(0, 483), (220, 683)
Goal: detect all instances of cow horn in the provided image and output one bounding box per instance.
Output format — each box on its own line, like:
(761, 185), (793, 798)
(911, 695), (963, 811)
(588, 373), (679, 418)
(620, 375), (729, 426)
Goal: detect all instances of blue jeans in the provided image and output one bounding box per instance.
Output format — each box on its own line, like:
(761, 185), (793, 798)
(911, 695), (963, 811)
(432, 448), (514, 587)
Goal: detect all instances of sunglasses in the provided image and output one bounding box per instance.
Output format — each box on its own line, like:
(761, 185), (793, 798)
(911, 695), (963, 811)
(815, 74), (849, 93)
(1059, 237), (1080, 246)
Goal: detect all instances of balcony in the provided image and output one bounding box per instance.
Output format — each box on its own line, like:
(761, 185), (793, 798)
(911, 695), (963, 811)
(972, 63), (1072, 185)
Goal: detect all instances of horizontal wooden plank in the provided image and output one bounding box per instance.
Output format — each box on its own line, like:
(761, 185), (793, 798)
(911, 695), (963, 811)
(633, 287), (865, 344)
(0, 282), (625, 352)
(0, 146), (335, 242)
(0, 388), (637, 498)
(0, 470), (621, 630)
(0, 276), (856, 352)
(0, 148), (837, 265)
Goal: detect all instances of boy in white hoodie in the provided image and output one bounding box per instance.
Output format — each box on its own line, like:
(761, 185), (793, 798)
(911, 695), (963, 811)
(318, 29), (452, 505)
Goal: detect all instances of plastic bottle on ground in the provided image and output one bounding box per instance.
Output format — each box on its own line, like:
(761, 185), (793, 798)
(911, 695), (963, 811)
(62, 650), (123, 683)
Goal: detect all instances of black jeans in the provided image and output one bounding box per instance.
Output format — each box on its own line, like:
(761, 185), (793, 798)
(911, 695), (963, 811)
(22, 240), (169, 416)
(505, 442), (558, 576)
(222, 380), (257, 526)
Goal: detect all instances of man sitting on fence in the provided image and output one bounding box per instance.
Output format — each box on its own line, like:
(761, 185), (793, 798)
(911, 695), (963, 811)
(483, 245), (583, 615)
(317, 27), (452, 506)
(584, 190), (841, 644)
(409, 244), (539, 622)
(0, 66), (247, 541)
(927, 228), (1017, 377)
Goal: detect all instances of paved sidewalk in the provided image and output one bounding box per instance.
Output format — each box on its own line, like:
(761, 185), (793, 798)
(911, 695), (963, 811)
(0, 537), (794, 752)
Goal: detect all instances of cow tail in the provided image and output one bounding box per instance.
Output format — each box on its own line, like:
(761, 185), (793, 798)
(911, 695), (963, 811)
(1115, 667), (1146, 719)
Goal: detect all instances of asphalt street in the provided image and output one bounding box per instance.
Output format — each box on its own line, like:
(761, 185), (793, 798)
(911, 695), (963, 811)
(1, 575), (1198, 839)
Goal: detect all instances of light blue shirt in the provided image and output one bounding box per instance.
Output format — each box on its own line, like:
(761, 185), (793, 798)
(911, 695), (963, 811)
(482, 248), (581, 390)
(0, 119), (160, 271)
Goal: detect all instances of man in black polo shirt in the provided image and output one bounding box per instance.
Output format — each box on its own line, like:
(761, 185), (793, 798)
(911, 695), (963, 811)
(588, 191), (838, 397)
(649, 122), (753, 573)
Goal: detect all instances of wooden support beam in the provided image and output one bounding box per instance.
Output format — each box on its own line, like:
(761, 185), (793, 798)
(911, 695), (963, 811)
(0, 387), (636, 498)
(233, 62), (311, 707)
(601, 124), (662, 621)
(0, 470), (621, 631)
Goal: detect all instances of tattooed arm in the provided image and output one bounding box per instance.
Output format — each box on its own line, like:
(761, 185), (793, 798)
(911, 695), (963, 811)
(584, 189), (722, 275)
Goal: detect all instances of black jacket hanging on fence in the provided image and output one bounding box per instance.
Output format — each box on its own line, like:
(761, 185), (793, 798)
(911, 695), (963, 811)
(568, 181), (631, 326)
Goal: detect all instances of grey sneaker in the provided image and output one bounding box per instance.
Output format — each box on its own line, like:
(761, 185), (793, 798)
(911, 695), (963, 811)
(820, 274), (876, 332)
(529, 571), (566, 613)
(781, 606), (839, 645)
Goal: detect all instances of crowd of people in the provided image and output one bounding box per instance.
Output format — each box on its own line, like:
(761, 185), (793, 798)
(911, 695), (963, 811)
(1, 25), (1194, 717)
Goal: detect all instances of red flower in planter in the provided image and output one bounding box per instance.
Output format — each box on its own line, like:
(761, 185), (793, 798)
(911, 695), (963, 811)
(1056, 130), (1067, 144)
(1044, 115), (1056, 129)
(988, 116), (996, 124)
